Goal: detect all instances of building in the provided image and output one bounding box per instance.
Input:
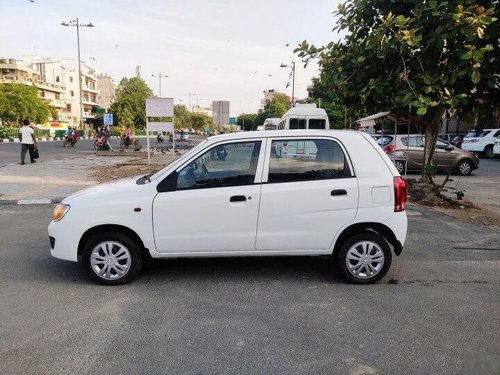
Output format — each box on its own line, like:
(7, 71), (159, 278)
(192, 104), (212, 117)
(261, 89), (279, 109)
(212, 101), (230, 127)
(97, 73), (115, 111)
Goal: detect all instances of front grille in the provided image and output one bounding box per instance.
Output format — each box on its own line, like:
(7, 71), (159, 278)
(49, 236), (55, 249)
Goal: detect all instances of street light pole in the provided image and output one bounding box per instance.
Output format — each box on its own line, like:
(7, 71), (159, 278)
(151, 73), (168, 97)
(62, 18), (93, 130)
(280, 61), (296, 107)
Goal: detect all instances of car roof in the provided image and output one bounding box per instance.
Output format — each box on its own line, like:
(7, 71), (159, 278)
(207, 129), (359, 142)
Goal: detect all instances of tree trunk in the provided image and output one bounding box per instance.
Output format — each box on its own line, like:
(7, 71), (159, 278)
(422, 108), (446, 184)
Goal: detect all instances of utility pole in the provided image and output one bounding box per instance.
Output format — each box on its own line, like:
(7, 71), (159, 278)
(152, 73), (168, 97)
(62, 18), (94, 130)
(280, 61), (296, 107)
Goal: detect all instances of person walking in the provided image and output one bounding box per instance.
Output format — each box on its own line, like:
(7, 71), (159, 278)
(19, 119), (37, 164)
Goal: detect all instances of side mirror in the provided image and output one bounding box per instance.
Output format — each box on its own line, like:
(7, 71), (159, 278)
(446, 145), (454, 152)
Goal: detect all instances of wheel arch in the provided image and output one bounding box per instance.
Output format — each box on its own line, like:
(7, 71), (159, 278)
(333, 222), (403, 256)
(78, 224), (150, 261)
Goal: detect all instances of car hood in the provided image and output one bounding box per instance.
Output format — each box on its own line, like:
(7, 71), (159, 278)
(62, 175), (143, 204)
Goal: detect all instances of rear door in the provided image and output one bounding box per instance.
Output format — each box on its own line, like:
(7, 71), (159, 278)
(256, 137), (358, 252)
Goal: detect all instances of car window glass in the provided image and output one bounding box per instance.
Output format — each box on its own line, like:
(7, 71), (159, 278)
(289, 118), (306, 129)
(478, 130), (491, 137)
(176, 141), (261, 190)
(308, 119), (326, 129)
(401, 137), (423, 147)
(465, 131), (477, 138)
(494, 130), (500, 137)
(268, 139), (351, 183)
(377, 136), (393, 146)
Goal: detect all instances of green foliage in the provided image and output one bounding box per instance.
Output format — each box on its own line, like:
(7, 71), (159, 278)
(109, 77), (153, 130)
(239, 93), (292, 130)
(237, 113), (260, 130)
(0, 83), (54, 125)
(173, 104), (216, 131)
(296, 0), (498, 171)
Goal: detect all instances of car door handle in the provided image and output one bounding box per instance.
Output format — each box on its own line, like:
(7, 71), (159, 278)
(230, 195), (247, 202)
(331, 189), (347, 196)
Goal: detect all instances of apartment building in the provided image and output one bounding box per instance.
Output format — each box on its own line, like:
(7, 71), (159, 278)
(96, 73), (115, 110)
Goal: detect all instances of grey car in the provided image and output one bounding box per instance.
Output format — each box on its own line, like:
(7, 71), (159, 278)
(388, 135), (479, 175)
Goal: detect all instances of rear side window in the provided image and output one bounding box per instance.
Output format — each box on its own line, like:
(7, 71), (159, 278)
(401, 136), (423, 147)
(493, 130), (500, 137)
(268, 139), (352, 183)
(308, 119), (326, 129)
(376, 136), (393, 146)
(289, 118), (306, 129)
(478, 130), (491, 137)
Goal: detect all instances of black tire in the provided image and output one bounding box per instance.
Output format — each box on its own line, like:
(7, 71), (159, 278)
(82, 231), (143, 285)
(455, 160), (473, 175)
(483, 145), (494, 159)
(336, 231), (392, 284)
(394, 160), (405, 174)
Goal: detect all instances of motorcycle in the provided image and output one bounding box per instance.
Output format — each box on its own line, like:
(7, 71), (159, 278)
(157, 132), (165, 143)
(120, 135), (141, 150)
(63, 133), (78, 147)
(94, 135), (110, 151)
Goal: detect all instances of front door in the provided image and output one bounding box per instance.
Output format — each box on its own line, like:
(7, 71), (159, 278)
(256, 137), (358, 252)
(153, 140), (264, 254)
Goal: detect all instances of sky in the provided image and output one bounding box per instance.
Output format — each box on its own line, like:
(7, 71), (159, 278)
(1, 0), (344, 116)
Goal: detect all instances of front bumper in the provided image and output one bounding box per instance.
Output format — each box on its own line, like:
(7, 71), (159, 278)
(48, 220), (79, 262)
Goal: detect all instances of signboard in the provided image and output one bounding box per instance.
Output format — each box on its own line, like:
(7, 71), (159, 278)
(146, 98), (174, 117)
(103, 113), (113, 126)
(146, 121), (174, 132)
(228, 117), (236, 125)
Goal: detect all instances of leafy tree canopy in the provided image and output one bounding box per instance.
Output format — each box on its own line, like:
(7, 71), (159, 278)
(109, 77), (153, 129)
(295, 0), (498, 178)
(0, 83), (55, 125)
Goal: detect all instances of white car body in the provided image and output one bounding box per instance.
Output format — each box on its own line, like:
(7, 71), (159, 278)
(494, 138), (500, 155)
(49, 130), (407, 284)
(263, 117), (280, 131)
(278, 104), (330, 130)
(462, 128), (500, 157)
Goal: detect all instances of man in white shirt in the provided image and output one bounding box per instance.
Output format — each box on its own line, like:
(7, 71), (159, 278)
(19, 119), (37, 165)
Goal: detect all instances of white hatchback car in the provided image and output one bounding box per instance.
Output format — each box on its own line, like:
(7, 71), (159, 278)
(49, 130), (408, 285)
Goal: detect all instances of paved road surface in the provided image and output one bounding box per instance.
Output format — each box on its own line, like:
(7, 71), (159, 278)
(0, 204), (498, 374)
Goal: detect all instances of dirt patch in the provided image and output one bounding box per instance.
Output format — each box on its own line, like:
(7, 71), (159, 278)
(406, 178), (500, 227)
(90, 163), (165, 183)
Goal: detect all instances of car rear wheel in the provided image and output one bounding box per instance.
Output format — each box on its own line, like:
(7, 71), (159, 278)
(483, 145), (494, 159)
(82, 232), (143, 285)
(394, 160), (405, 174)
(455, 160), (473, 175)
(336, 232), (392, 284)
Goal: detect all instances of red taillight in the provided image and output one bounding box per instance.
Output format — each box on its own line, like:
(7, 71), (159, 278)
(384, 144), (396, 153)
(394, 176), (407, 212)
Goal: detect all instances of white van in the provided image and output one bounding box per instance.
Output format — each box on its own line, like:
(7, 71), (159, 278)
(278, 104), (330, 130)
(263, 117), (280, 130)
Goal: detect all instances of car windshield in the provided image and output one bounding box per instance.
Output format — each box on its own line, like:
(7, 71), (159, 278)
(465, 131), (479, 138)
(376, 136), (393, 146)
(146, 139), (208, 182)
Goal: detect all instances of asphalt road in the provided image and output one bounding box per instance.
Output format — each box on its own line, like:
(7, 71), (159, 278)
(0, 136), (205, 167)
(0, 205), (498, 374)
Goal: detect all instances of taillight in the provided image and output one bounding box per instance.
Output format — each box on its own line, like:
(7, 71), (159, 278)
(384, 144), (396, 153)
(394, 176), (407, 212)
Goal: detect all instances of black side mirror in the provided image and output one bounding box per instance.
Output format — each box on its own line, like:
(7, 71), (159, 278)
(446, 145), (454, 152)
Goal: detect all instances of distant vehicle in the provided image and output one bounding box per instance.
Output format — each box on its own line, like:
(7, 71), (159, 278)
(388, 135), (479, 175)
(49, 130), (407, 285)
(437, 134), (457, 144)
(177, 131), (190, 142)
(263, 117), (280, 130)
(278, 103), (329, 130)
(451, 135), (465, 148)
(461, 128), (500, 158)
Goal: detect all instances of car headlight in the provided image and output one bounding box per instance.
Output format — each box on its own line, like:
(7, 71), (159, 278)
(52, 204), (70, 222)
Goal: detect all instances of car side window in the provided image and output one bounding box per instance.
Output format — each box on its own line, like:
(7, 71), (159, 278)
(308, 119), (327, 129)
(268, 139), (352, 183)
(289, 118), (306, 129)
(494, 130), (500, 137)
(402, 136), (423, 147)
(176, 141), (261, 190)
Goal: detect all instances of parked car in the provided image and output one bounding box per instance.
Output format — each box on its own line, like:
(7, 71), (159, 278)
(388, 135), (479, 175)
(49, 130), (408, 285)
(494, 138), (500, 156)
(451, 135), (465, 148)
(177, 131), (190, 142)
(438, 134), (457, 144)
(461, 128), (500, 158)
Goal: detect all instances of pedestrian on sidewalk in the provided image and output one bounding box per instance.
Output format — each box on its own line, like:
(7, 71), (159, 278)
(19, 119), (37, 165)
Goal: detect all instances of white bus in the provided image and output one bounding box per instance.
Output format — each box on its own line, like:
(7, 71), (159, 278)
(263, 117), (280, 130)
(278, 104), (329, 130)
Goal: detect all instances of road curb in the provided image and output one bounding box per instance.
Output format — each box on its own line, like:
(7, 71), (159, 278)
(0, 136), (151, 143)
(0, 198), (64, 206)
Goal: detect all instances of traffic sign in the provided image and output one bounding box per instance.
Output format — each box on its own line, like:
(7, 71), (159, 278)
(103, 113), (113, 126)
(229, 117), (236, 125)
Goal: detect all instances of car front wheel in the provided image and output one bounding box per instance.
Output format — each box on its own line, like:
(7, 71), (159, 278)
(82, 232), (143, 285)
(336, 232), (392, 284)
(455, 160), (473, 175)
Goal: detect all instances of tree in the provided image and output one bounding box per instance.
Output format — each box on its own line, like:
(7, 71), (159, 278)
(109, 77), (153, 129)
(296, 1), (498, 182)
(262, 93), (290, 118)
(237, 113), (259, 130)
(0, 83), (54, 125)
(174, 104), (191, 130)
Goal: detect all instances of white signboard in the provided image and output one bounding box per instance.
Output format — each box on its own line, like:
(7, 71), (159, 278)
(146, 121), (174, 132)
(146, 98), (174, 117)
